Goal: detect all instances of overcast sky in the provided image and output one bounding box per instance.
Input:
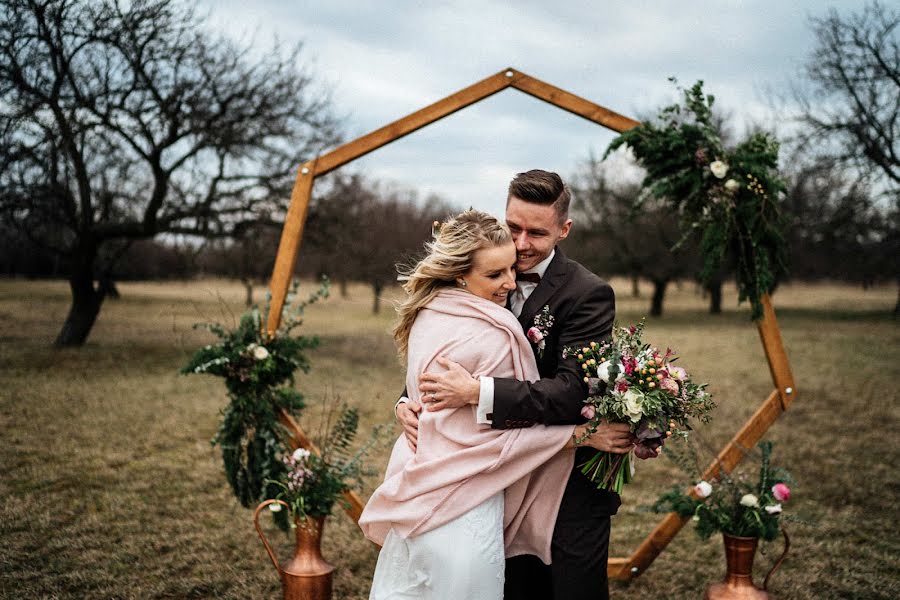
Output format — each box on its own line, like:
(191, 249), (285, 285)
(200, 0), (865, 216)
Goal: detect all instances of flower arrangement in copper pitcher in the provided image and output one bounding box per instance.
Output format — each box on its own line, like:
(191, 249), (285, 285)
(653, 440), (794, 541)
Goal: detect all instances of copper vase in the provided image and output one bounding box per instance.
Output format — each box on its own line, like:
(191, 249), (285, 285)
(254, 499), (335, 600)
(704, 528), (790, 600)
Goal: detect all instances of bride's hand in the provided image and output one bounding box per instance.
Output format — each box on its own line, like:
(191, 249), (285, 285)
(396, 400), (422, 452)
(575, 421), (634, 453)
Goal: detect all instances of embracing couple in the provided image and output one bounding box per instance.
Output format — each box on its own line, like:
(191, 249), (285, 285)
(359, 170), (641, 599)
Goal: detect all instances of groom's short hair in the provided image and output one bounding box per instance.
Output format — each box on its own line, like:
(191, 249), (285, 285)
(507, 169), (571, 224)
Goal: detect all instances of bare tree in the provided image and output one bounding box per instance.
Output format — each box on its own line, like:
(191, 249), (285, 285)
(568, 153), (699, 317)
(796, 1), (899, 187)
(0, 0), (340, 345)
(303, 174), (457, 313)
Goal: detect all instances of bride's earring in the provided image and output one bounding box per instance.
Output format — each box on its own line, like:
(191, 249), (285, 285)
(458, 279), (467, 288)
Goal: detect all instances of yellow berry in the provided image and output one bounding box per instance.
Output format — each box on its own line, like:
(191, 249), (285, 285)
(649, 368), (656, 374)
(649, 382), (656, 388)
(584, 377), (589, 383)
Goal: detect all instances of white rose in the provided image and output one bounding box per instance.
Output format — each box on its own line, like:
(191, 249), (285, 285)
(622, 388), (644, 423)
(253, 345), (270, 360)
(724, 178), (740, 191)
(292, 448), (311, 462)
(694, 481), (713, 498)
(268, 503), (282, 513)
(764, 503), (782, 515)
(710, 160), (729, 179)
(597, 361), (625, 383)
(740, 493), (759, 508)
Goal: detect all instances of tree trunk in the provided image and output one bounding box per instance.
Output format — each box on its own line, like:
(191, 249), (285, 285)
(650, 279), (668, 317)
(894, 281), (899, 320)
(99, 275), (120, 300)
(372, 280), (383, 314)
(55, 253), (105, 347)
(631, 274), (640, 298)
(340, 278), (349, 299)
(242, 278), (254, 307)
(707, 280), (723, 314)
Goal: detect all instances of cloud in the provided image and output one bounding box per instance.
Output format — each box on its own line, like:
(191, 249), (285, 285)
(199, 0), (823, 214)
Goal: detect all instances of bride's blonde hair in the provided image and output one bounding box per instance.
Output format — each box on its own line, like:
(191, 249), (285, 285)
(393, 209), (512, 359)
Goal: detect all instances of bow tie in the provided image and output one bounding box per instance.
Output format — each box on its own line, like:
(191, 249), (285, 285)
(516, 272), (541, 284)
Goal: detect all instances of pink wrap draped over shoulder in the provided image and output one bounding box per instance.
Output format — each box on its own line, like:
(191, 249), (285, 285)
(358, 288), (574, 564)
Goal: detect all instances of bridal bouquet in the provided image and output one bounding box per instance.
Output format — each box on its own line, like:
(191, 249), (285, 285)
(564, 319), (715, 493)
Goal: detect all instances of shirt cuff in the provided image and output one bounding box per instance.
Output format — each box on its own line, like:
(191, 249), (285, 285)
(476, 377), (494, 424)
(394, 396), (409, 415)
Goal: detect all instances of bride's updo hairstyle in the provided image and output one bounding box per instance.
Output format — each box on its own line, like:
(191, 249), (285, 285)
(393, 209), (511, 358)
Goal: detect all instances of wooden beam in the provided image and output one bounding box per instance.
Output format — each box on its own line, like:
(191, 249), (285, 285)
(510, 74), (640, 133)
(311, 69), (517, 177)
(610, 388), (787, 581)
(266, 162), (316, 334)
(756, 294), (797, 410)
(278, 409), (365, 522)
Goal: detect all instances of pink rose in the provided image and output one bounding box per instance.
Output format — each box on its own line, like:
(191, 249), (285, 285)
(772, 483), (791, 502)
(580, 405), (596, 420)
(526, 327), (543, 343)
(659, 377), (679, 395)
(615, 380), (629, 393)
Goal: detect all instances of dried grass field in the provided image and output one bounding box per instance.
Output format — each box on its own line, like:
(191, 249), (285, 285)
(1, 278), (897, 599)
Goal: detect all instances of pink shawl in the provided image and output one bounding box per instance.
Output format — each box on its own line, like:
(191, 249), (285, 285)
(358, 288), (574, 564)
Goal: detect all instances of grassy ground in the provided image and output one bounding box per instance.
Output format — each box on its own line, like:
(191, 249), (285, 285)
(0, 278), (897, 599)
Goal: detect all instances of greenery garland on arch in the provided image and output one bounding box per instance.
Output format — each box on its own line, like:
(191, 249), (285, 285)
(605, 80), (787, 319)
(182, 279), (329, 528)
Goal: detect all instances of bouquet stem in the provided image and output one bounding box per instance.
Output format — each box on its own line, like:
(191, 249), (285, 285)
(579, 450), (632, 494)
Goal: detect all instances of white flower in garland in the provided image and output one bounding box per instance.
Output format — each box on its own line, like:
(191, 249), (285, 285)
(724, 178), (740, 191)
(709, 160), (729, 179)
(694, 480), (713, 498)
(253, 345), (270, 360)
(764, 503), (783, 515)
(740, 493), (759, 508)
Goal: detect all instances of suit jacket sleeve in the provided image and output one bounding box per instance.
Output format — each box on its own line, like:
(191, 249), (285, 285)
(491, 280), (615, 428)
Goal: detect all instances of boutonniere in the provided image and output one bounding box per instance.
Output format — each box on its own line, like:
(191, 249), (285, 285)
(526, 305), (554, 358)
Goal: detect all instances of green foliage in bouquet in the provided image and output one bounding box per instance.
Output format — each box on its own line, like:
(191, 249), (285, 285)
(181, 279), (329, 521)
(269, 404), (388, 521)
(605, 80), (787, 319)
(653, 439), (794, 541)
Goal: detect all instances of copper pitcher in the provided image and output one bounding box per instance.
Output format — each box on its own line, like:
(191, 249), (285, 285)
(254, 499), (335, 600)
(704, 528), (790, 600)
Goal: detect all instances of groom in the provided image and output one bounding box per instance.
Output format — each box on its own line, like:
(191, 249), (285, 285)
(396, 169), (634, 600)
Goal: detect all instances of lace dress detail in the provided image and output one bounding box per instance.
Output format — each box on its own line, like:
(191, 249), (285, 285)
(369, 492), (505, 599)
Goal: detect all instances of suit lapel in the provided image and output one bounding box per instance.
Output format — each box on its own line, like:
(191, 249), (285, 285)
(518, 247), (569, 329)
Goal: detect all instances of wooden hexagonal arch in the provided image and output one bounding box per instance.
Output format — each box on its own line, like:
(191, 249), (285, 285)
(265, 68), (798, 581)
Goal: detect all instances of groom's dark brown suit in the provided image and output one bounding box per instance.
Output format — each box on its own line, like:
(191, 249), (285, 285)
(496, 246), (618, 600)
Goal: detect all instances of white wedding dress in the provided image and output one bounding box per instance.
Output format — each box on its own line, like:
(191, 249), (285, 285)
(369, 491), (506, 599)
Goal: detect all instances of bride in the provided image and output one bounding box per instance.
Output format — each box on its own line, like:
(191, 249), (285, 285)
(359, 210), (622, 599)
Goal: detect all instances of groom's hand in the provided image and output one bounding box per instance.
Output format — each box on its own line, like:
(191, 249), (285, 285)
(589, 421), (636, 454)
(396, 400), (422, 452)
(419, 357), (480, 411)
